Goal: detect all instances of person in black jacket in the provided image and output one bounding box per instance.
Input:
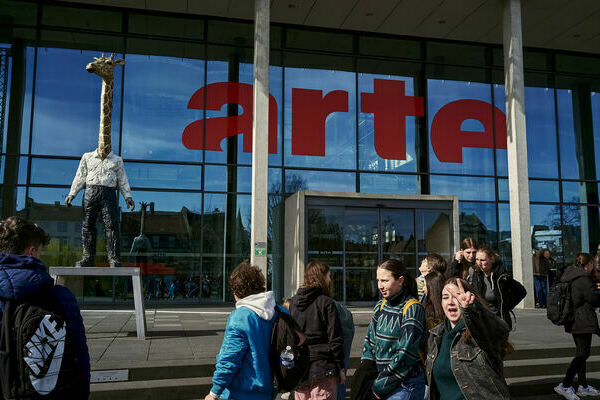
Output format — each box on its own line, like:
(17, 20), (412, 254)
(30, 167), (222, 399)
(445, 237), (478, 282)
(470, 246), (526, 330)
(554, 253), (600, 400)
(290, 261), (345, 400)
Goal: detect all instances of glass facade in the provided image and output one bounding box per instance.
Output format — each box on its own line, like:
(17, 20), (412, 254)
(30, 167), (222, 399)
(1, 1), (600, 303)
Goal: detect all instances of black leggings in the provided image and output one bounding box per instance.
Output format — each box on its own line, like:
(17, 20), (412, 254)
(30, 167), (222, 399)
(563, 333), (592, 388)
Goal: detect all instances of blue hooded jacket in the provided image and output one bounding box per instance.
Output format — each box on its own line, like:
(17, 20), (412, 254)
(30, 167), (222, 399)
(0, 253), (91, 399)
(210, 291), (278, 400)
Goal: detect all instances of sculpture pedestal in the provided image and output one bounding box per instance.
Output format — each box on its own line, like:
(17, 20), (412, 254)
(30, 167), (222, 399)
(49, 266), (147, 340)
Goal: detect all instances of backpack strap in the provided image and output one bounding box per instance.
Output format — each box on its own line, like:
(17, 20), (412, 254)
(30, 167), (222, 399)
(402, 298), (420, 316)
(379, 299), (387, 311)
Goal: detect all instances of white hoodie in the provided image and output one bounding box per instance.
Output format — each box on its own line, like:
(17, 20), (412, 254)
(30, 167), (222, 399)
(236, 291), (276, 320)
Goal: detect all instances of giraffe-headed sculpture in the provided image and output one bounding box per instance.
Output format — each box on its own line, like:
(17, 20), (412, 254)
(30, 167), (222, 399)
(86, 53), (124, 159)
(65, 54), (134, 268)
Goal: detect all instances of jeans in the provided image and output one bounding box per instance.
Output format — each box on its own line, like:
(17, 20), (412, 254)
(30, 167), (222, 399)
(533, 275), (548, 307)
(564, 333), (592, 388)
(386, 371), (425, 400)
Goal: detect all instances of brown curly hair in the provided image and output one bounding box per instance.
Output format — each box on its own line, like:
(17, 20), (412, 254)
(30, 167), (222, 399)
(0, 216), (50, 254)
(302, 261), (331, 297)
(229, 261), (265, 299)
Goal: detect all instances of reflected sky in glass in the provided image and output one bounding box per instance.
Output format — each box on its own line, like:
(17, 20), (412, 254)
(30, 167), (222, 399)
(32, 48), (122, 157)
(285, 169), (355, 193)
(529, 180), (559, 203)
(204, 62), (283, 166)
(122, 54), (204, 162)
(494, 84), (558, 178)
(360, 173), (418, 194)
(284, 67), (356, 169)
(557, 89), (580, 179)
(125, 162), (202, 190)
(430, 174), (495, 201)
(30, 158), (79, 185)
(428, 79), (495, 176)
(358, 73), (416, 172)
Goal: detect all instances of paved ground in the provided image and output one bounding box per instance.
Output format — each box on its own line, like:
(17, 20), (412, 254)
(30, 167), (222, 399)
(83, 305), (600, 370)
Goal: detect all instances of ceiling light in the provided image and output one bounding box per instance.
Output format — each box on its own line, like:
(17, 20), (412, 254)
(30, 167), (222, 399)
(288, 4), (296, 8)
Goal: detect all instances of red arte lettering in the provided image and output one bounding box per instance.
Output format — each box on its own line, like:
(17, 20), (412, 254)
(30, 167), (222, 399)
(430, 99), (507, 163)
(361, 79), (424, 160)
(182, 82), (278, 153)
(291, 88), (348, 156)
(182, 80), (508, 163)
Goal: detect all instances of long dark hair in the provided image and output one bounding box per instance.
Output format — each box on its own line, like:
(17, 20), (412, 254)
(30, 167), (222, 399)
(576, 253), (592, 269)
(424, 253), (447, 275)
(460, 237), (478, 251)
(378, 259), (417, 298)
(302, 261), (332, 296)
(423, 271), (445, 326)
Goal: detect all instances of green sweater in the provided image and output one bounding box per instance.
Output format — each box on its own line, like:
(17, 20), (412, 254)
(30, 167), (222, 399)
(432, 319), (466, 400)
(361, 289), (426, 398)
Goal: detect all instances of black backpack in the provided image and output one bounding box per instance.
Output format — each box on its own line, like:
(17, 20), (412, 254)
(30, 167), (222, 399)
(547, 281), (574, 326)
(0, 286), (81, 400)
(269, 306), (310, 393)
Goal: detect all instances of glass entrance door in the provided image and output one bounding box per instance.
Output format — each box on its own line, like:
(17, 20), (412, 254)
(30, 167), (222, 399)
(307, 202), (451, 304)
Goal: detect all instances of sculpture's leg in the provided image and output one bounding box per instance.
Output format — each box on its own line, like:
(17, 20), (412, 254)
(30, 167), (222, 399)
(77, 187), (100, 267)
(102, 188), (121, 268)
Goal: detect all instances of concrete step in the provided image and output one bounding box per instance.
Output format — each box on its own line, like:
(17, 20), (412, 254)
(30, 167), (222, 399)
(90, 348), (600, 400)
(91, 377), (212, 400)
(505, 355), (600, 378)
(508, 372), (600, 398)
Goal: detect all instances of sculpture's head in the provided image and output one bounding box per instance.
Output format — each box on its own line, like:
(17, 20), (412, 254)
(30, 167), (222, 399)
(86, 53), (125, 80)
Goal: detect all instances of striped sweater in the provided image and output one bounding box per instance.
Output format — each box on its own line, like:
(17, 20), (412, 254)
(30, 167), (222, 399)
(361, 289), (426, 398)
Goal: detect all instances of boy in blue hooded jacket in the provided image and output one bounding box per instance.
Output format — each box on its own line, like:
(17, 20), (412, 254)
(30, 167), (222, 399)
(0, 216), (90, 399)
(205, 261), (277, 400)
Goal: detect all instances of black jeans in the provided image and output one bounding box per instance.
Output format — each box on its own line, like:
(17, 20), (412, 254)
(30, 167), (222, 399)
(81, 185), (120, 264)
(563, 333), (592, 388)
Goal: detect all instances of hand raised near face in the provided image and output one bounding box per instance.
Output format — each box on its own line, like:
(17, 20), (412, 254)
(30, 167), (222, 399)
(455, 250), (463, 262)
(445, 279), (475, 308)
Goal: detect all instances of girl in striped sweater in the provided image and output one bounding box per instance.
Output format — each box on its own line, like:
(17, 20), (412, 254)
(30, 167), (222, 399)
(361, 259), (427, 400)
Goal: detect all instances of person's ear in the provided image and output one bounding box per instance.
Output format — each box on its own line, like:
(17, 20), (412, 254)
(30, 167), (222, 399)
(398, 276), (405, 286)
(23, 245), (36, 256)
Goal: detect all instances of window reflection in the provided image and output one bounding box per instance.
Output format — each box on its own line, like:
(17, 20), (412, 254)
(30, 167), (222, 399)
(459, 202), (497, 246)
(430, 175), (495, 201)
(529, 180), (559, 203)
(32, 48), (123, 156)
(416, 209), (451, 258)
(284, 67), (356, 169)
(358, 74), (417, 172)
(360, 173), (418, 194)
(428, 79), (495, 175)
(122, 54), (204, 162)
(495, 85), (559, 178)
(125, 162), (202, 190)
(285, 169), (355, 194)
(204, 61), (283, 167)
(30, 158), (80, 185)
(530, 204), (563, 266)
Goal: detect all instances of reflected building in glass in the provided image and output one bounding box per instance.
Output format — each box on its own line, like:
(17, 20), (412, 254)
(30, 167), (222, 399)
(0, 0), (599, 304)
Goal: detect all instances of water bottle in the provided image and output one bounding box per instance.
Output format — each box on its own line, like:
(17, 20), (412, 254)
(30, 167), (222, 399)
(280, 345), (294, 369)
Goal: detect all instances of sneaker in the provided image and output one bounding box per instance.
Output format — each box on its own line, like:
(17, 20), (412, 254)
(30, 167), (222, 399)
(577, 385), (600, 397)
(555, 383), (581, 400)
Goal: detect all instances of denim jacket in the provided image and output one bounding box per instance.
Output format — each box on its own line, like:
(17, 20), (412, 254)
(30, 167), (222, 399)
(425, 300), (510, 400)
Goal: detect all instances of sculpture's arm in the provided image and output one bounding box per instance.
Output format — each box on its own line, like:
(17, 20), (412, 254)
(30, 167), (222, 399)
(66, 156), (88, 205)
(116, 158), (134, 210)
